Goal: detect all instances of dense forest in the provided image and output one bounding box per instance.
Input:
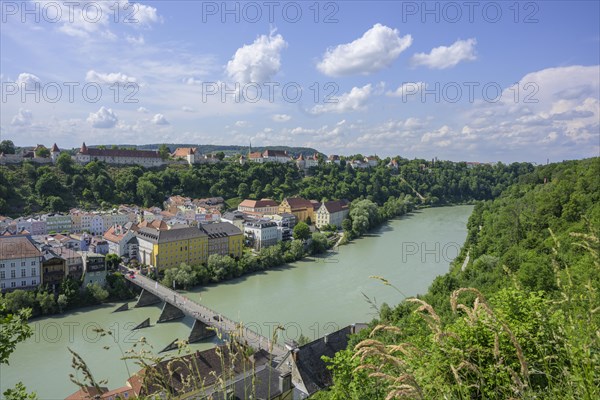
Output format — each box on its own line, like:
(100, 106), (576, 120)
(0, 155), (533, 217)
(316, 158), (600, 399)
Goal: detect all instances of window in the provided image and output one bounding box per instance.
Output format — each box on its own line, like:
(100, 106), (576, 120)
(0, 271), (4, 279)
(32, 280), (36, 285)
(21, 281), (26, 287)
(31, 261), (36, 266)
(10, 263), (15, 268)
(0, 283), (4, 289)
(0, 263), (4, 268)
(10, 270), (15, 278)
(21, 261), (25, 267)
(31, 268), (36, 276)
(21, 269), (26, 277)
(11, 282), (15, 288)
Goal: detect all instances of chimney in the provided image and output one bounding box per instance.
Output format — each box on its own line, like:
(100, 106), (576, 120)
(291, 348), (299, 362)
(350, 323), (356, 335)
(324, 335), (328, 344)
(278, 371), (292, 393)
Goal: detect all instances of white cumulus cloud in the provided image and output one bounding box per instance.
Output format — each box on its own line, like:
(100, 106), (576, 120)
(16, 73), (41, 90)
(87, 106), (118, 129)
(151, 113), (169, 125)
(317, 24), (412, 76)
(11, 108), (33, 126)
(86, 70), (137, 85)
(226, 32), (287, 83)
(137, 107), (149, 113)
(310, 84), (372, 114)
(411, 38), (477, 69)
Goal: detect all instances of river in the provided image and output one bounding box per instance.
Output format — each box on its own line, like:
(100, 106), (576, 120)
(0, 205), (473, 398)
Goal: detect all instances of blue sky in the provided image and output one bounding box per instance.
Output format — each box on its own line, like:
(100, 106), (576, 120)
(1, 1), (599, 162)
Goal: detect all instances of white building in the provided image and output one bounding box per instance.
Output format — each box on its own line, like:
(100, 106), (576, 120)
(248, 149), (291, 164)
(244, 220), (281, 251)
(315, 200), (350, 229)
(42, 213), (72, 233)
(79, 252), (107, 286)
(76, 142), (166, 167)
(0, 236), (42, 292)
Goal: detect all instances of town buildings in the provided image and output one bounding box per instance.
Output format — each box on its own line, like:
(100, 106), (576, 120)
(296, 153), (319, 170)
(75, 143), (166, 167)
(80, 252), (107, 286)
(244, 220), (281, 250)
(135, 226), (209, 270)
(40, 247), (67, 290)
(202, 222), (244, 259)
(248, 149), (292, 163)
(315, 200), (350, 229)
(237, 198), (280, 216)
(0, 236), (42, 291)
(279, 198), (318, 223)
(103, 223), (138, 259)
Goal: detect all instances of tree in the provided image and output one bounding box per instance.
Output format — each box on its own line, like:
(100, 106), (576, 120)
(3, 290), (35, 314)
(56, 153), (74, 173)
(158, 144), (170, 160)
(0, 303), (37, 400)
(0, 140), (16, 154)
(0, 303), (33, 363)
(105, 254), (122, 270)
(57, 294), (68, 313)
(46, 196), (66, 212)
(86, 283), (109, 303)
(293, 221), (311, 241)
(311, 232), (329, 254)
(237, 182), (250, 199)
(35, 147), (50, 158)
(35, 291), (56, 315)
(162, 263), (197, 289)
(137, 179), (158, 207)
(215, 151), (225, 161)
(207, 255), (238, 281)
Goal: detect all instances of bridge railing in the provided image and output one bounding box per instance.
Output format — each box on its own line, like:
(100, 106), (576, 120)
(127, 273), (286, 354)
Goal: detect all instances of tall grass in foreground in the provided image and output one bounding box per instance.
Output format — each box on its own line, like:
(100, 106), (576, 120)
(68, 321), (285, 399)
(321, 230), (599, 400)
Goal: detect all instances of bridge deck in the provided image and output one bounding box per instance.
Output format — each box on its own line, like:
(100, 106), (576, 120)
(124, 273), (288, 358)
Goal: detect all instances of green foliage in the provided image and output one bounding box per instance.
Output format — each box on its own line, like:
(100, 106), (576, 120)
(2, 382), (38, 400)
(35, 147), (50, 158)
(105, 254), (122, 270)
(35, 291), (56, 315)
(85, 283), (109, 303)
(0, 303), (33, 364)
(162, 263), (197, 289)
(0, 140), (16, 154)
(321, 158), (600, 400)
(158, 144), (171, 160)
(0, 156), (528, 217)
(3, 290), (35, 314)
(311, 232), (330, 254)
(293, 221), (310, 240)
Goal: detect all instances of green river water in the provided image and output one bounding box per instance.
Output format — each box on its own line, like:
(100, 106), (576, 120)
(0, 205), (473, 398)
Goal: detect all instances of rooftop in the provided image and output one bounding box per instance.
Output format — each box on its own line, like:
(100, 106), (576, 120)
(0, 236), (42, 260)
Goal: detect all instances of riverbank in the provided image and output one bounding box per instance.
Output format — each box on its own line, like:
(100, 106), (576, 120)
(1, 206), (474, 398)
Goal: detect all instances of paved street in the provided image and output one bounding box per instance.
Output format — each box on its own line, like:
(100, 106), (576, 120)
(124, 271), (288, 358)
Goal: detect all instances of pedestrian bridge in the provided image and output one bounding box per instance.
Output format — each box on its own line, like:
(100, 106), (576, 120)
(120, 273), (288, 358)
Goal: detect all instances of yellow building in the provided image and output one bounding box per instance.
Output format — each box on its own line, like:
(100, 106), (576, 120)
(202, 222), (244, 259)
(278, 198), (317, 223)
(136, 226), (208, 270)
(135, 222), (244, 270)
